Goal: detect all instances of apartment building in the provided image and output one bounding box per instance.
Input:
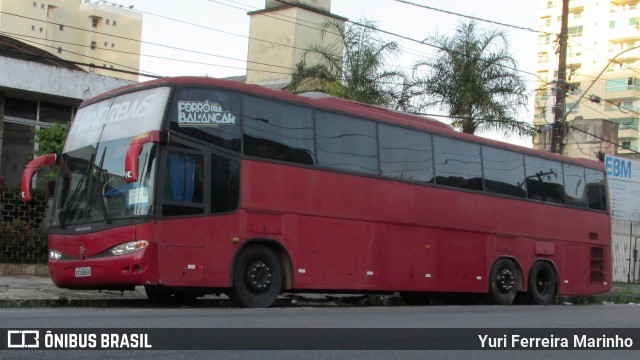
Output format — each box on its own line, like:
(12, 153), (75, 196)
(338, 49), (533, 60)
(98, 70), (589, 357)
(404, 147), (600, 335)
(0, 0), (142, 81)
(535, 0), (640, 158)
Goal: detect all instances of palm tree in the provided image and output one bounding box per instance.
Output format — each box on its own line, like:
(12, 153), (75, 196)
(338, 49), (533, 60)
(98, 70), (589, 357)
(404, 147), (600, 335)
(413, 20), (534, 137)
(288, 20), (410, 110)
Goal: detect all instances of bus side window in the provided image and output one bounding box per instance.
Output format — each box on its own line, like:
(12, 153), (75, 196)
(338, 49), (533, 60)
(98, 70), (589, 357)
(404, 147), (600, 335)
(525, 156), (565, 204)
(378, 124), (434, 183)
(243, 96), (315, 165)
(563, 164), (587, 208)
(482, 146), (526, 198)
(433, 136), (483, 191)
(585, 169), (607, 211)
(162, 150), (205, 216)
(211, 154), (240, 213)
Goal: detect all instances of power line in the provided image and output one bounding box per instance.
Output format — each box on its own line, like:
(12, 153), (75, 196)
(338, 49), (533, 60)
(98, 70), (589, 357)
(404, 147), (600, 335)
(272, 0), (543, 81)
(2, 4), (546, 116)
(0, 31), (153, 75)
(0, 43), (163, 79)
(0, 31), (322, 81)
(568, 39), (640, 77)
(0, 11), (301, 75)
(391, 0), (556, 36)
(568, 123), (640, 154)
(563, 94), (640, 154)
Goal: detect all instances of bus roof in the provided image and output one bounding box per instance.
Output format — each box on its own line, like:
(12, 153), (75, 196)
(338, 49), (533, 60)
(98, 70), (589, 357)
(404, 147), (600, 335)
(81, 76), (605, 171)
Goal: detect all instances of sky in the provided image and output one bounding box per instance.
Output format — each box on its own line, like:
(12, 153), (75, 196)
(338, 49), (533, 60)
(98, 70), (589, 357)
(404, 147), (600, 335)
(117, 0), (542, 146)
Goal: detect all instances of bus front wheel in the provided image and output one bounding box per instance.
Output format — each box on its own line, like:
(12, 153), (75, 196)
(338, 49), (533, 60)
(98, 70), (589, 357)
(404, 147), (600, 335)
(526, 261), (556, 305)
(229, 245), (283, 308)
(488, 258), (519, 305)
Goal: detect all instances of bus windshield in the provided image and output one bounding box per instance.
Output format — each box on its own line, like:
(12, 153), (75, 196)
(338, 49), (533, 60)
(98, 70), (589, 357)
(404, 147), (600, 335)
(51, 87), (171, 227)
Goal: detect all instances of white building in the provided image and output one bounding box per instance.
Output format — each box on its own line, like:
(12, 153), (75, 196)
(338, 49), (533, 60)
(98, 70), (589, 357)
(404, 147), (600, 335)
(535, 0), (640, 159)
(0, 0), (142, 81)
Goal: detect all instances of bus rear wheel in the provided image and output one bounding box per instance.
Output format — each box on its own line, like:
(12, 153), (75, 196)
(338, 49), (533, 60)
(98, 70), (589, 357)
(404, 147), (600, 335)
(527, 261), (556, 305)
(229, 245), (283, 308)
(488, 258), (519, 305)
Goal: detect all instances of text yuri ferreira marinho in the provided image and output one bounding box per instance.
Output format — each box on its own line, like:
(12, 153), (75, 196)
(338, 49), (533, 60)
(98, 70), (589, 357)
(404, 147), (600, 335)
(479, 333), (634, 349)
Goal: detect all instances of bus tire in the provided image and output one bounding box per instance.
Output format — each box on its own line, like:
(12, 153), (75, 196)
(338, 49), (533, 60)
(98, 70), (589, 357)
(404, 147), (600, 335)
(488, 258), (518, 305)
(527, 261), (556, 305)
(229, 245), (283, 308)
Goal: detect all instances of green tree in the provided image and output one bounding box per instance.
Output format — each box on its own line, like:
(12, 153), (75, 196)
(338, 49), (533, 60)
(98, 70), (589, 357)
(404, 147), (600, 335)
(32, 123), (69, 182)
(413, 20), (534, 137)
(288, 20), (410, 110)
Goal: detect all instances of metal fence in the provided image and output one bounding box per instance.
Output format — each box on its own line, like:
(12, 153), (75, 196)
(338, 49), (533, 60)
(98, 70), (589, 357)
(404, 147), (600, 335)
(612, 220), (640, 283)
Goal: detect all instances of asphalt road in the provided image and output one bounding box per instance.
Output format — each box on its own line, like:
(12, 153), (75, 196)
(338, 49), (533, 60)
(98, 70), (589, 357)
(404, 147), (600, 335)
(1, 304), (639, 359)
(2, 304), (640, 328)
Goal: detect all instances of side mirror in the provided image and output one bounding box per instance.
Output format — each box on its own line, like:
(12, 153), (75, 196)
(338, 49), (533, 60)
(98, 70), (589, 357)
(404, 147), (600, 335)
(21, 154), (57, 202)
(124, 130), (167, 183)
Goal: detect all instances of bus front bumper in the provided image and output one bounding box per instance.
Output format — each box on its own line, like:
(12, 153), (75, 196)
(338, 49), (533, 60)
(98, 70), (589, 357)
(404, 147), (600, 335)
(47, 249), (157, 290)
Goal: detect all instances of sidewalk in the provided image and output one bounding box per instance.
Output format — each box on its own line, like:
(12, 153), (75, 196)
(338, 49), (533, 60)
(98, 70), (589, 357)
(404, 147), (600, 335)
(0, 275), (152, 308)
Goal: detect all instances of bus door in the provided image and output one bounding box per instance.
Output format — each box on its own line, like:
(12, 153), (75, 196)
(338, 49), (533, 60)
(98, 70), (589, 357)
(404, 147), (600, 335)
(156, 142), (241, 287)
(156, 144), (208, 286)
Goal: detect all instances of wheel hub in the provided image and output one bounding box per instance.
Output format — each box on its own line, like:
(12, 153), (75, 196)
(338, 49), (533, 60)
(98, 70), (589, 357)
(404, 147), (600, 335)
(496, 268), (515, 294)
(245, 260), (272, 293)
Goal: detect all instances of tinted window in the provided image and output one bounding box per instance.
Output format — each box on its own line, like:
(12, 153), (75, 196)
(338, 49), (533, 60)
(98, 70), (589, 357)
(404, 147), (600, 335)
(585, 169), (607, 211)
(316, 112), (378, 175)
(211, 154), (240, 213)
(169, 88), (241, 152)
(434, 137), (482, 190)
(162, 149), (205, 216)
(378, 124), (434, 183)
(563, 164), (587, 207)
(525, 156), (565, 204)
(243, 96), (315, 165)
(482, 146), (526, 198)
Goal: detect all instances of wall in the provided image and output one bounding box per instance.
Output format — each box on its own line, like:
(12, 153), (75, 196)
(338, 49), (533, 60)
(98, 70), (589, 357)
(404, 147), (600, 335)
(0, 185), (48, 264)
(0, 56), (133, 101)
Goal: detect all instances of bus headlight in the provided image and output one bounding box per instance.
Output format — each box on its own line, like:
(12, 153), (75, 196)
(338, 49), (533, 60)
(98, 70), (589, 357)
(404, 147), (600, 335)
(110, 240), (149, 256)
(50, 250), (63, 260)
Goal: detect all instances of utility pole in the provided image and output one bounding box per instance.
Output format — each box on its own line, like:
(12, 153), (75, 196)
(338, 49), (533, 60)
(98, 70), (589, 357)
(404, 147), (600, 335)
(551, 0), (569, 154)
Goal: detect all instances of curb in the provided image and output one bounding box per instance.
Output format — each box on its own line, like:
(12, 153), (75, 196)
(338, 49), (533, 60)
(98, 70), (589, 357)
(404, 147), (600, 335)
(0, 297), (359, 309)
(0, 263), (48, 277)
(0, 298), (230, 309)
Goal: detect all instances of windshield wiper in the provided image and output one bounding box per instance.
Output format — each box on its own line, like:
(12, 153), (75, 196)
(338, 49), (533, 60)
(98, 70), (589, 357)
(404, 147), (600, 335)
(60, 152), (95, 228)
(97, 147), (111, 224)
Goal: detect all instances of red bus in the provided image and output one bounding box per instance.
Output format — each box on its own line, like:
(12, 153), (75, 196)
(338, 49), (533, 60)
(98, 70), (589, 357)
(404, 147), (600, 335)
(21, 77), (611, 307)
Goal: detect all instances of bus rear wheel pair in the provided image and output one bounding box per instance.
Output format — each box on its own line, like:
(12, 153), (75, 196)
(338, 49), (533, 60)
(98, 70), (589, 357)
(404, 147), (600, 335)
(488, 258), (557, 305)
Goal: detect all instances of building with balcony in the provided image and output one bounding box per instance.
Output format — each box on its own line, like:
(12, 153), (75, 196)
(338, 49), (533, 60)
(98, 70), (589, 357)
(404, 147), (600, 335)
(535, 0), (640, 159)
(0, 0), (142, 81)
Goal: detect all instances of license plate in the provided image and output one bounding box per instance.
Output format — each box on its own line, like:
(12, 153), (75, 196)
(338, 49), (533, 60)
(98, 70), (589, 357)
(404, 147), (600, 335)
(75, 267), (91, 278)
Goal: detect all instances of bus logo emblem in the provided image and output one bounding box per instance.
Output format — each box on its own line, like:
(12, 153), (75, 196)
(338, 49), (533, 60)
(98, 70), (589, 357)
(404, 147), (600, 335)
(79, 244), (86, 259)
